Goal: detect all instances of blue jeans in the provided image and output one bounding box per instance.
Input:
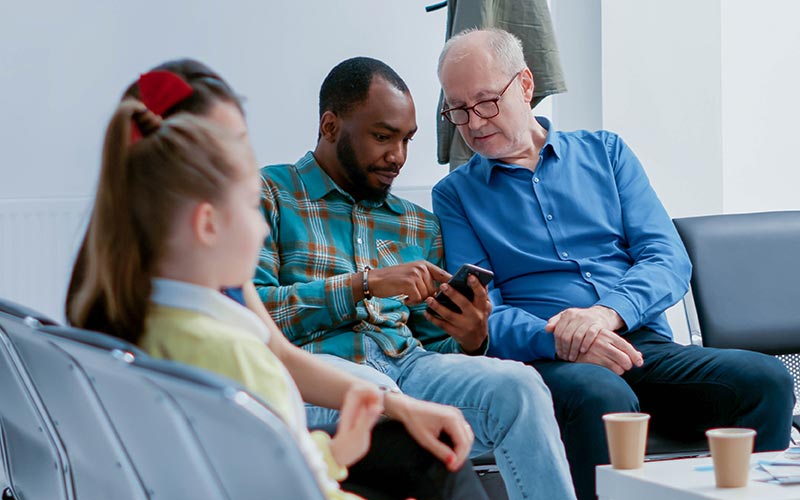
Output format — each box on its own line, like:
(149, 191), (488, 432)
(306, 338), (576, 500)
(531, 328), (795, 500)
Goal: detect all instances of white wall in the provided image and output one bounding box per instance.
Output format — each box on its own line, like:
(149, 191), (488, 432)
(721, 1), (800, 213)
(550, 0), (603, 132)
(0, 1), (450, 201)
(0, 1), (451, 317)
(599, 0), (800, 217)
(600, 0), (724, 219)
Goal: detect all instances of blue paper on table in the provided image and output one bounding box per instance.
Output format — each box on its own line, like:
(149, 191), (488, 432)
(758, 451), (800, 485)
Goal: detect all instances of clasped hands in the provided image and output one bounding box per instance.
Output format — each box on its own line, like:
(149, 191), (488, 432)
(545, 305), (643, 374)
(366, 260), (490, 354)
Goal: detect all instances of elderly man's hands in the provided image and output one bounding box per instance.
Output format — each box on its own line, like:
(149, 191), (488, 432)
(546, 305), (643, 374)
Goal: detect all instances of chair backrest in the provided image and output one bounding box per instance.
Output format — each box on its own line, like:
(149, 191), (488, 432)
(0, 316), (148, 500)
(136, 357), (327, 500)
(38, 325), (326, 500)
(673, 211), (800, 416)
(673, 211), (800, 354)
(39, 326), (229, 499)
(0, 298), (59, 326)
(0, 315), (71, 500)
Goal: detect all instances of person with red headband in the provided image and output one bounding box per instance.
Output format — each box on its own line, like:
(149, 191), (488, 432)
(67, 60), (488, 500)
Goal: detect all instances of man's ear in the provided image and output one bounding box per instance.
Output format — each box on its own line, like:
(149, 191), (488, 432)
(191, 201), (219, 247)
(319, 110), (340, 143)
(519, 67), (535, 105)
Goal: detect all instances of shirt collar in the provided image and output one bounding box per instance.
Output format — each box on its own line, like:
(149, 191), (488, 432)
(150, 278), (270, 343)
(295, 151), (404, 214)
(480, 115), (561, 184)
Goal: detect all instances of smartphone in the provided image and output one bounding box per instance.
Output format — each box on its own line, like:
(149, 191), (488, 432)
(426, 263), (494, 317)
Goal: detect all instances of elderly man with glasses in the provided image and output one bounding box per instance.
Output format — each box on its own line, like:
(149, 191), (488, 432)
(432, 28), (794, 500)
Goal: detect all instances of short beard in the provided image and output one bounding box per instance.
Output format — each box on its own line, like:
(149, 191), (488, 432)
(336, 131), (391, 204)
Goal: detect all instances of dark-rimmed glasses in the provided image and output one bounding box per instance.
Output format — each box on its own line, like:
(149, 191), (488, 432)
(441, 71), (521, 126)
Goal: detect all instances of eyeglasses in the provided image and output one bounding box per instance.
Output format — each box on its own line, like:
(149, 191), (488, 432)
(441, 71), (521, 126)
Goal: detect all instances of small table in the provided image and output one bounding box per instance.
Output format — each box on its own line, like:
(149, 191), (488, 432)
(596, 452), (800, 499)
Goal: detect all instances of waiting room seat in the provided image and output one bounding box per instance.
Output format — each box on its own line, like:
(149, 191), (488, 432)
(41, 324), (326, 500)
(40, 324), (229, 499)
(673, 211), (800, 426)
(131, 355), (327, 500)
(0, 296), (326, 499)
(0, 298), (488, 499)
(0, 315), (148, 499)
(0, 298), (58, 326)
(0, 316), (70, 500)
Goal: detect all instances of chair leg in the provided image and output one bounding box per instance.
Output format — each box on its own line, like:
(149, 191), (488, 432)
(475, 468), (509, 500)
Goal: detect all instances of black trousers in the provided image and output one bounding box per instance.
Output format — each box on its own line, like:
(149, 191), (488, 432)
(314, 419), (488, 500)
(530, 328), (794, 500)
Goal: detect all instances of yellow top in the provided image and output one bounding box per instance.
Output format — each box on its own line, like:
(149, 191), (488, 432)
(140, 278), (360, 500)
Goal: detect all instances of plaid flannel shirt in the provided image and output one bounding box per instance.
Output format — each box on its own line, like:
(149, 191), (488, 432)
(255, 152), (463, 362)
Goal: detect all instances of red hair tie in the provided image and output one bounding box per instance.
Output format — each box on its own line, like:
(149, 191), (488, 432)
(130, 70), (194, 143)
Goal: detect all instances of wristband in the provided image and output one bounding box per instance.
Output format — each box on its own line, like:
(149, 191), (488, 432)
(363, 266), (372, 300)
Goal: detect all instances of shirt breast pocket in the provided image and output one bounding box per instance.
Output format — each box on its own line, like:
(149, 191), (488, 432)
(376, 240), (426, 267)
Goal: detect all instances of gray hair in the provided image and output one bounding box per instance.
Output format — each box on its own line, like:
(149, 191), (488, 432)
(437, 28), (526, 79)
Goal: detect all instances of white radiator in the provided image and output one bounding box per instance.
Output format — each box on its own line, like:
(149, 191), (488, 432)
(0, 198), (91, 322)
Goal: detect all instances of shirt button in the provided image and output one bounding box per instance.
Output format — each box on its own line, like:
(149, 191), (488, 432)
(561, 251), (569, 258)
(533, 177), (540, 183)
(546, 214), (553, 221)
(356, 238), (363, 244)
(585, 272), (592, 278)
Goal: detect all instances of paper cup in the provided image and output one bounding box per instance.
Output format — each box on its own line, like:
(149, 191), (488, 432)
(603, 412), (650, 470)
(706, 428), (756, 488)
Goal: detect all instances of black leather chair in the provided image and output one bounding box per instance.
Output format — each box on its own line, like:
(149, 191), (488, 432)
(674, 211), (800, 428)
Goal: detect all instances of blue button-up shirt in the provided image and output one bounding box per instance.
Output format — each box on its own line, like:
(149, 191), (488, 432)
(431, 117), (691, 362)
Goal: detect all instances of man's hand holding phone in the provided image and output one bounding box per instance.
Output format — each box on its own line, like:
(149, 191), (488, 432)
(424, 264), (494, 354)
